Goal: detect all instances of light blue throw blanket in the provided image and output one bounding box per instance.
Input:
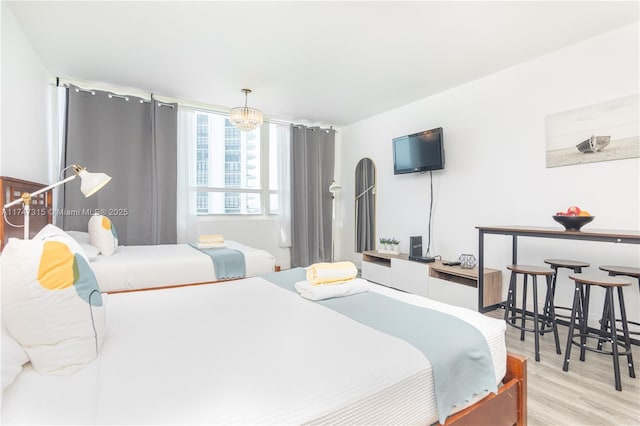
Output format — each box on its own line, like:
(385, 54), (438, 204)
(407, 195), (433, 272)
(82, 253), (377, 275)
(189, 244), (246, 280)
(262, 268), (497, 424)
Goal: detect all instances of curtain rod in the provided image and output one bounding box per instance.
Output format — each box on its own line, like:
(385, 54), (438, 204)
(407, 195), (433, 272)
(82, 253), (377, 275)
(54, 76), (230, 111)
(291, 124), (337, 133)
(66, 84), (174, 109)
(53, 76), (336, 129)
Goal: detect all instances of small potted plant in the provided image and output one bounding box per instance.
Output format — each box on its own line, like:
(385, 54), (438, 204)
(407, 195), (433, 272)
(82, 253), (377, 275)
(390, 238), (400, 254)
(379, 237), (400, 254)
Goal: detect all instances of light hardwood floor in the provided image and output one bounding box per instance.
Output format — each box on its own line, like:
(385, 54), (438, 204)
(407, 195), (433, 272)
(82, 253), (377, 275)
(486, 309), (640, 425)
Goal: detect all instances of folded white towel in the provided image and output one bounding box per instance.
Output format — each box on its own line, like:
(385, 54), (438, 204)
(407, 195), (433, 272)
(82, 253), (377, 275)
(295, 278), (370, 301)
(197, 242), (227, 249)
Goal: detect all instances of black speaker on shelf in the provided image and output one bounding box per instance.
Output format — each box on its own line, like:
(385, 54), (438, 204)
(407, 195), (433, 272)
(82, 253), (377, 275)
(410, 236), (422, 257)
(409, 235), (435, 263)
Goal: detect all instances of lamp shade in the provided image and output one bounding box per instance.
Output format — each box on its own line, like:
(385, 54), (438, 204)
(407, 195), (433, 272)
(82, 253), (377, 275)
(229, 89), (263, 132)
(78, 169), (112, 197)
(229, 107), (263, 132)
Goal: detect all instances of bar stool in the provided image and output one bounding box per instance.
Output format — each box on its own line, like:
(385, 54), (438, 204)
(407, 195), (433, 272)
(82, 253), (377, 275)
(563, 273), (635, 391)
(541, 259), (590, 333)
(504, 264), (561, 362)
(598, 265), (640, 339)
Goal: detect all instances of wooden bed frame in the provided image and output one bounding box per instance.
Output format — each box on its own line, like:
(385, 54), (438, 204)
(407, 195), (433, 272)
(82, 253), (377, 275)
(0, 176), (527, 425)
(0, 176), (52, 249)
(443, 352), (527, 426)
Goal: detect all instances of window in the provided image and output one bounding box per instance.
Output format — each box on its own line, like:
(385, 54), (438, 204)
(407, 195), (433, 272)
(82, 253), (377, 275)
(191, 110), (289, 215)
(196, 114), (210, 213)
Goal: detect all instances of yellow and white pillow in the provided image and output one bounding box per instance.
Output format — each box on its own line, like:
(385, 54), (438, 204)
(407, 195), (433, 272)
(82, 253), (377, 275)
(0, 225), (106, 375)
(88, 214), (118, 256)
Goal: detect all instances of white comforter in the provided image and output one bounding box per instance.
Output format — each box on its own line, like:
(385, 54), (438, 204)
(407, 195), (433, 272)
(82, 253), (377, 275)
(90, 241), (275, 292)
(2, 276), (506, 425)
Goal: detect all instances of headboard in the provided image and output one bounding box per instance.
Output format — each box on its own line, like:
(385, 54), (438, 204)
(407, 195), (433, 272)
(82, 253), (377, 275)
(0, 176), (53, 250)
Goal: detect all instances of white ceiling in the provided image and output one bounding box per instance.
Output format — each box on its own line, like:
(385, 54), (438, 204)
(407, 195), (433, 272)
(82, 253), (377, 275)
(7, 1), (639, 126)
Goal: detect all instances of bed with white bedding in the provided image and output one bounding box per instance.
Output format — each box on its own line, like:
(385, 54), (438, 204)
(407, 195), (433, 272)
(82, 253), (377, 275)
(88, 240), (275, 293)
(1, 268), (525, 426)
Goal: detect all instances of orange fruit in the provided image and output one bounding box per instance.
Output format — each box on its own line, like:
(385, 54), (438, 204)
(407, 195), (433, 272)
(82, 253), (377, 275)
(578, 211), (591, 216)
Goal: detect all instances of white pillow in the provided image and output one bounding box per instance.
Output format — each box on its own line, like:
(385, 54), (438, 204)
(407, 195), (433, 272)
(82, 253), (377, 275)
(1, 226), (106, 375)
(80, 243), (100, 261)
(88, 215), (118, 256)
(1, 323), (29, 389)
(66, 230), (91, 245)
(35, 223), (74, 240)
(65, 230), (100, 260)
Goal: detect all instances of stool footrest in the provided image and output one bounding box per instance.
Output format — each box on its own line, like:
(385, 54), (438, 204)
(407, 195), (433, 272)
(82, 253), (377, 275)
(599, 318), (640, 336)
(506, 314), (557, 333)
(553, 306), (574, 320)
(568, 334), (634, 357)
(506, 313), (557, 324)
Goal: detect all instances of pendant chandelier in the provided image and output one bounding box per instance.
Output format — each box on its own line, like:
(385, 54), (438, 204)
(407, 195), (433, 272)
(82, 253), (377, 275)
(229, 88), (263, 132)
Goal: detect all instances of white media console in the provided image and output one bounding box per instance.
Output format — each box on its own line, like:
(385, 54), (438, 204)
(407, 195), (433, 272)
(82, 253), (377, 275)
(361, 250), (502, 311)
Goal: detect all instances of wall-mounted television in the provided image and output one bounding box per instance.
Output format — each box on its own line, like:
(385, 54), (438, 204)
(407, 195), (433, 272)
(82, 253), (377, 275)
(392, 127), (444, 174)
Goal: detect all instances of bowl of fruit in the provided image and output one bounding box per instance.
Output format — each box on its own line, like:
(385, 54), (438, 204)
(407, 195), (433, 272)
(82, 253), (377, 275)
(553, 206), (594, 231)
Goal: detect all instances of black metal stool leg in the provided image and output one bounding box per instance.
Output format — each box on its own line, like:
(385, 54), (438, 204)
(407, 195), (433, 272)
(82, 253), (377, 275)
(505, 271), (516, 324)
(617, 287), (635, 379)
(578, 285), (585, 326)
(580, 285), (591, 362)
(546, 274), (561, 354)
(573, 267), (585, 326)
(532, 275), (540, 362)
(563, 282), (581, 371)
(598, 297), (610, 351)
(521, 274), (528, 341)
(607, 287), (622, 391)
(541, 266), (558, 335)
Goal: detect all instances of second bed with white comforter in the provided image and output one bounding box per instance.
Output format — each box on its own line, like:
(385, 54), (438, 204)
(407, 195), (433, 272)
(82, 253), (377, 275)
(90, 240), (276, 292)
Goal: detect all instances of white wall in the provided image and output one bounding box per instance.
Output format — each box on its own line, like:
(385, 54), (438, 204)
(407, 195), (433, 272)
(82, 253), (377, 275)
(1, 2), (51, 182)
(338, 23), (640, 320)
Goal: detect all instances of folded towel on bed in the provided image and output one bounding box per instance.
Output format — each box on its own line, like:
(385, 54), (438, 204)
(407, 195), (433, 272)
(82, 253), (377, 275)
(295, 278), (370, 301)
(306, 261), (358, 285)
(197, 242), (227, 249)
(198, 234), (224, 244)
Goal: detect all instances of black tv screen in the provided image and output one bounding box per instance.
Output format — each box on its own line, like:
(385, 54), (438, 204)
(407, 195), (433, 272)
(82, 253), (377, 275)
(392, 127), (444, 174)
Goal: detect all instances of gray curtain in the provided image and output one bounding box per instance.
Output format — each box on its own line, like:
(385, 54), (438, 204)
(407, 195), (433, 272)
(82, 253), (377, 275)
(62, 85), (177, 244)
(355, 158), (375, 252)
(290, 125), (335, 267)
(150, 100), (178, 244)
